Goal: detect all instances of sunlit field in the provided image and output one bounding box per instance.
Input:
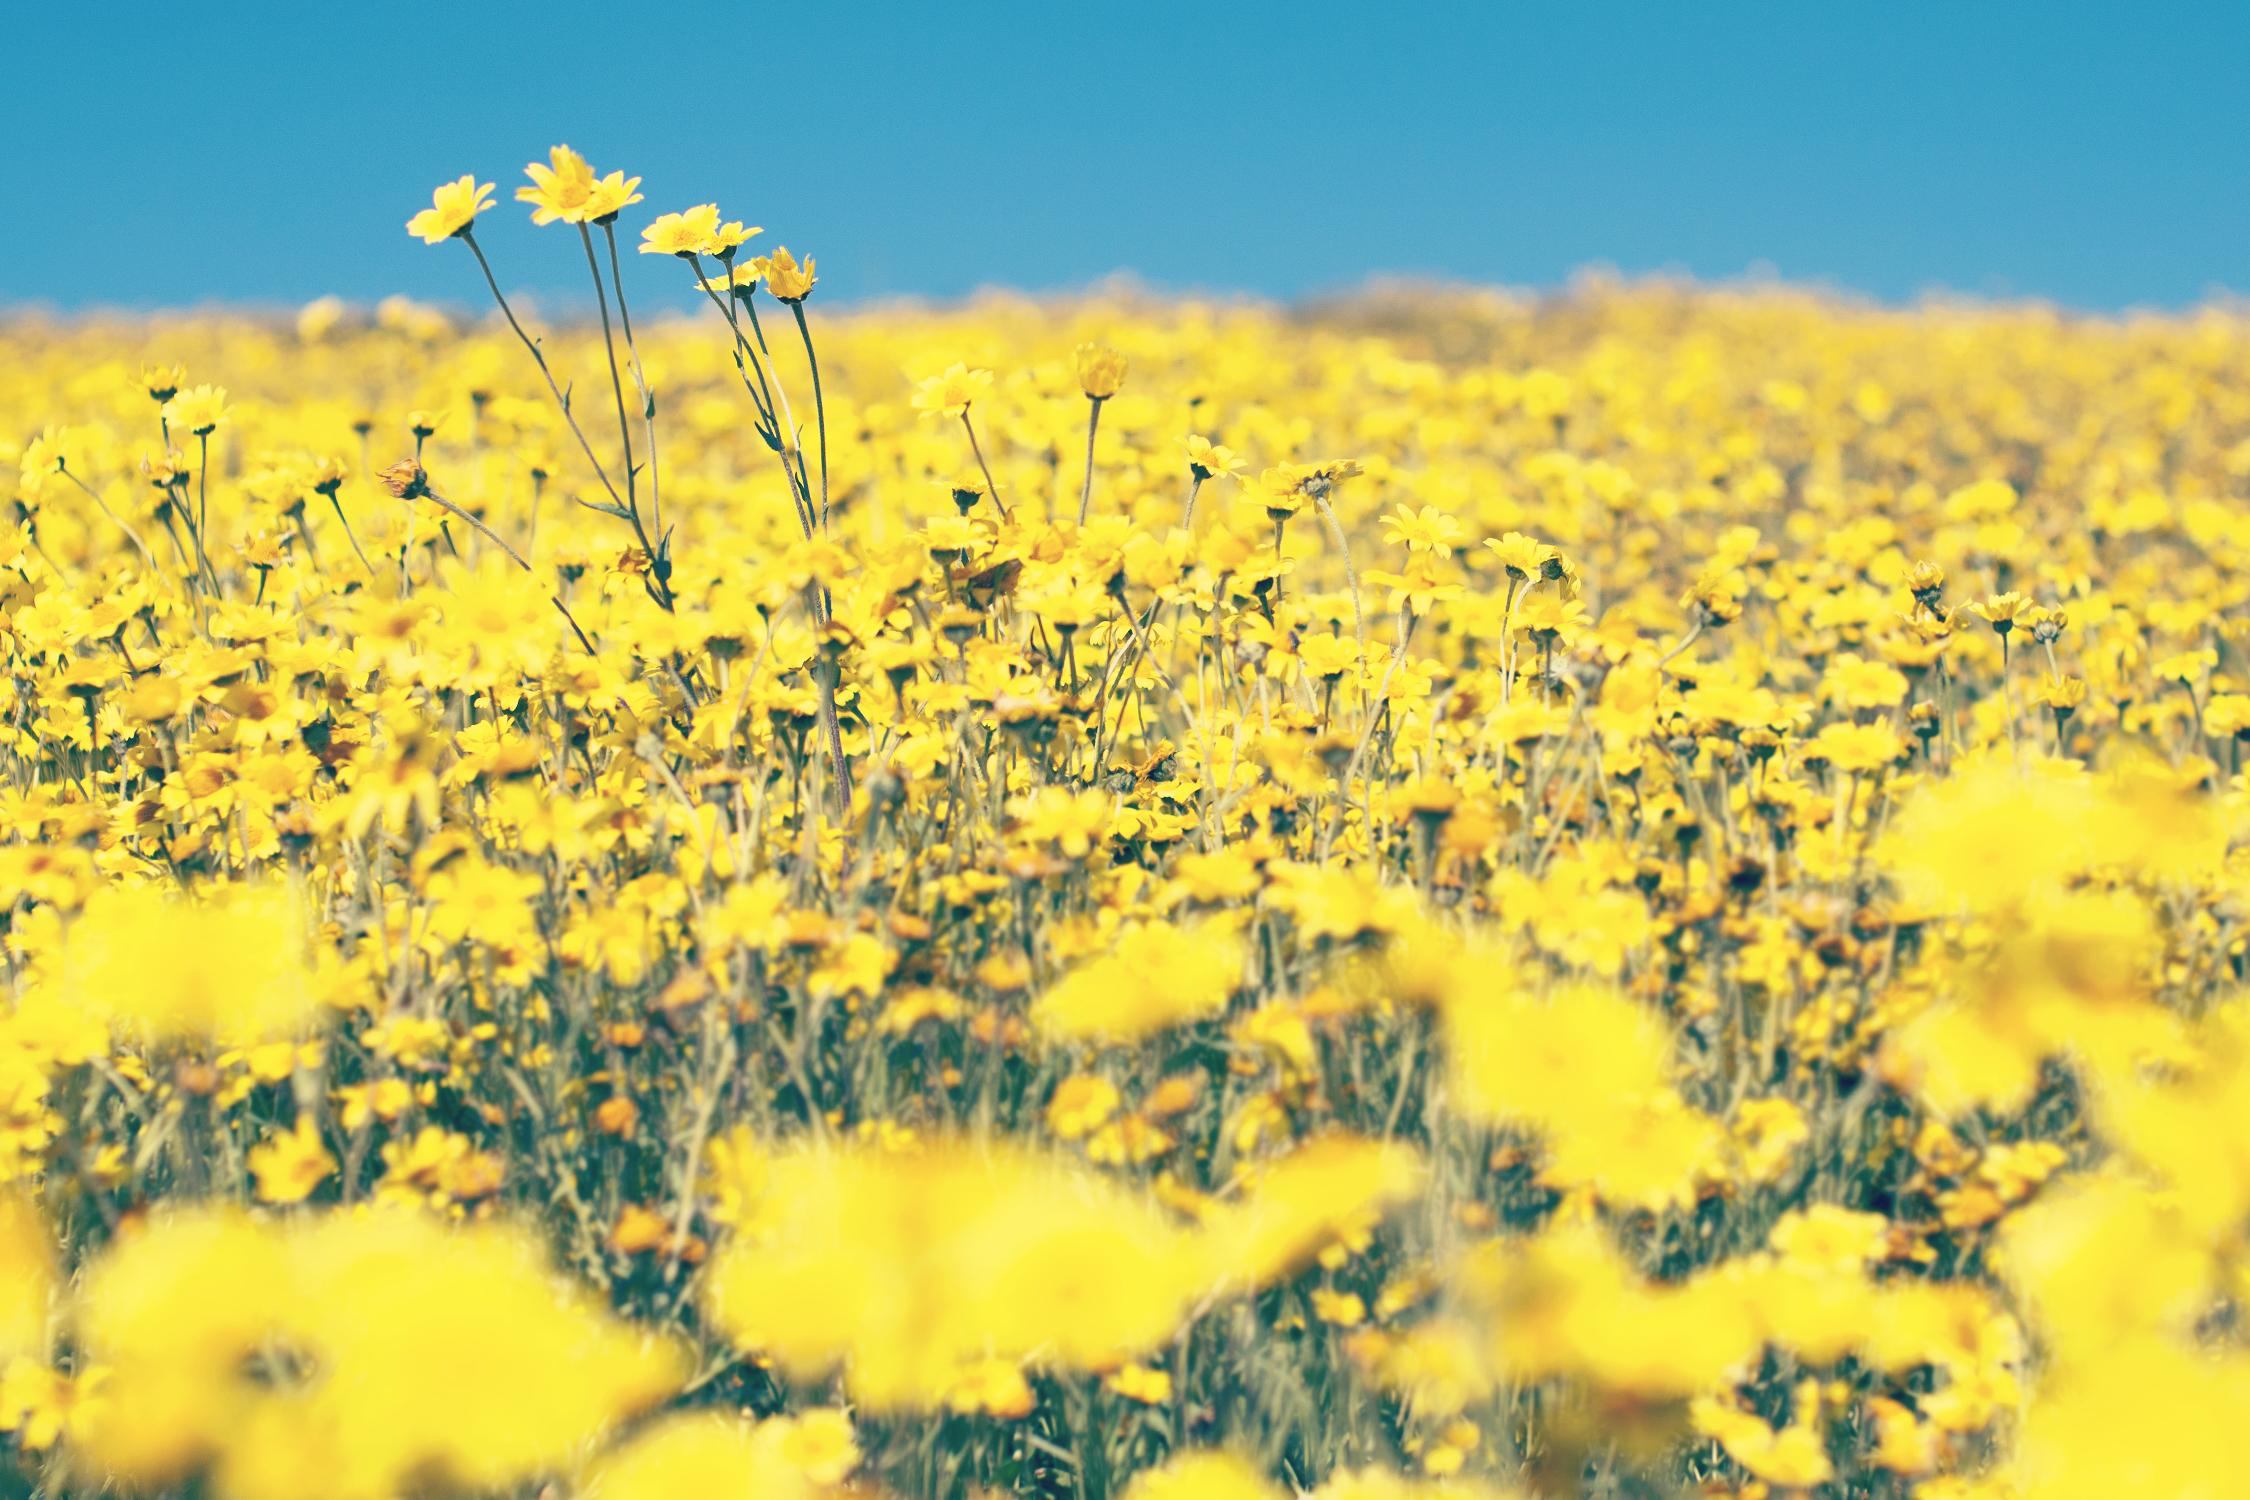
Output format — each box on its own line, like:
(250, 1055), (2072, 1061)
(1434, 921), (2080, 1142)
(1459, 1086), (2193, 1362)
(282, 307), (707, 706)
(4, 150), (2250, 1499)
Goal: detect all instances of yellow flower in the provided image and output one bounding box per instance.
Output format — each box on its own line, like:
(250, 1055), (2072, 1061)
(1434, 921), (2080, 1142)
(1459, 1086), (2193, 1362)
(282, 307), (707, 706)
(1047, 1072), (1122, 1138)
(71, 1210), (294, 1484)
(1075, 341), (1128, 400)
(704, 1141), (1209, 1407)
(1380, 504), (1464, 555)
(0, 1196), (51, 1362)
(140, 362), (185, 401)
(584, 1414), (800, 1500)
(514, 144), (596, 225)
(1200, 1135), (1423, 1290)
(1690, 1390), (1834, 1490)
(771, 1407), (860, 1484)
(1107, 1361), (1173, 1403)
(1122, 1451), (1281, 1500)
(763, 246), (816, 301)
(246, 1116), (338, 1205)
(41, 884), (319, 1045)
(639, 203), (723, 257)
(405, 174), (495, 243)
(692, 259), (766, 297)
(945, 1357), (1037, 1418)
(1768, 1204), (1890, 1277)
(2040, 674), (2087, 715)
(1805, 719), (1905, 773)
(1185, 434), (1245, 482)
(1033, 921), (1244, 1043)
(0, 1358), (107, 1453)
(584, 169), (645, 222)
(1823, 652), (1910, 710)
(161, 383), (229, 436)
(1733, 1097), (1810, 1183)
(1972, 590), (2032, 634)
(911, 362), (994, 418)
(78, 1209), (684, 1497)
(712, 219), (761, 256)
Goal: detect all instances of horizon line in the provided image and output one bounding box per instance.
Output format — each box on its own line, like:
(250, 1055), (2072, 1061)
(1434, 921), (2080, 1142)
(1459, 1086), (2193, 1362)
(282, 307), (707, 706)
(6, 267), (2247, 328)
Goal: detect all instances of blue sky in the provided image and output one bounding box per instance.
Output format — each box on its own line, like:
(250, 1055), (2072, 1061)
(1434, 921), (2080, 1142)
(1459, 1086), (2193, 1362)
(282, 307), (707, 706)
(9, 1), (2247, 312)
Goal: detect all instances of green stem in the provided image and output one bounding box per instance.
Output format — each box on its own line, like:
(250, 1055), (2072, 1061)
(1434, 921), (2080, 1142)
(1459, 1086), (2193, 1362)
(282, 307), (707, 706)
(1078, 398), (1104, 526)
(600, 221), (663, 542)
(962, 410), (1010, 521)
(790, 300), (831, 534)
(577, 223), (639, 522)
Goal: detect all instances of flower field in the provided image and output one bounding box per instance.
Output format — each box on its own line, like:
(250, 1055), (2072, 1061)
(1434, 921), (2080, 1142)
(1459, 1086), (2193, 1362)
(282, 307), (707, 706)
(3, 149), (2249, 1498)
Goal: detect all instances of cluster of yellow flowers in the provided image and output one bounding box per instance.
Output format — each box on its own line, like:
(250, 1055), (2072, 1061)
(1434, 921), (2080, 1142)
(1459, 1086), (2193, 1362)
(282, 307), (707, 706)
(1, 143), (2248, 1496)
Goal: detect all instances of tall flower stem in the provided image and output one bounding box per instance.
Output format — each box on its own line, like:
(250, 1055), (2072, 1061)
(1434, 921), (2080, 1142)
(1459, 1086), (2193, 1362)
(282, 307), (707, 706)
(789, 301), (831, 534)
(961, 410), (1010, 521)
(191, 434), (219, 589)
(689, 265), (848, 812)
(1077, 398), (1104, 526)
(690, 262), (815, 541)
(459, 231), (672, 609)
(327, 494), (377, 579)
(742, 294), (824, 536)
(577, 223), (639, 523)
(416, 481), (596, 656)
(58, 467), (157, 573)
(599, 221), (663, 542)
(1314, 494), (1368, 702)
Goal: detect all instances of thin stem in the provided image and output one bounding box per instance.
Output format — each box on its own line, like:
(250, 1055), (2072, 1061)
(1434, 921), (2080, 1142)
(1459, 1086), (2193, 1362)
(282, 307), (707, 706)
(1089, 594), (1174, 775)
(1314, 494), (1368, 703)
(742, 292), (815, 516)
(57, 466), (157, 573)
(1655, 613), (1705, 668)
(817, 654), (853, 812)
(195, 434), (211, 546)
(327, 494), (377, 579)
(189, 432), (224, 592)
(1316, 609), (1422, 864)
(600, 221), (663, 542)
(691, 260), (816, 541)
(1497, 577), (1523, 705)
(416, 483), (598, 656)
(742, 292), (776, 356)
(2002, 632), (2021, 762)
(458, 231), (648, 569)
(790, 301), (831, 534)
(173, 477), (221, 596)
(685, 262), (846, 811)
(156, 509), (192, 576)
(577, 223), (639, 522)
(461, 233), (613, 491)
(690, 267), (777, 428)
(291, 510), (320, 568)
(1077, 398), (1104, 527)
(961, 410), (1010, 521)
